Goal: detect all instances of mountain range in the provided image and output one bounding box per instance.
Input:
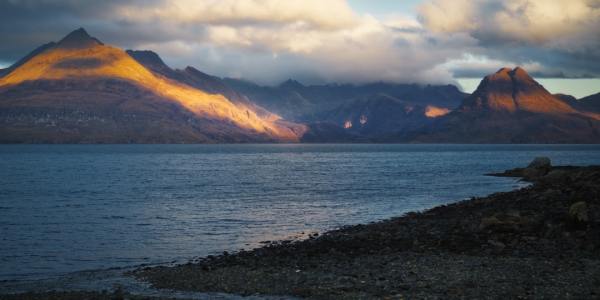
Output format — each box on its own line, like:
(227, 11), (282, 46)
(0, 28), (599, 143)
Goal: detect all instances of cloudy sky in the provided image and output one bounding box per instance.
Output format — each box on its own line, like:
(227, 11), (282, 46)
(1, 0), (599, 97)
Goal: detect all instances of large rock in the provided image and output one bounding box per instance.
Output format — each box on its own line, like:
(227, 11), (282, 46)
(569, 201), (589, 224)
(522, 157), (552, 180)
(527, 157), (552, 169)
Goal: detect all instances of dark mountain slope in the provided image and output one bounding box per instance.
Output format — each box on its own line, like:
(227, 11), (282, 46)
(223, 78), (467, 122)
(579, 92), (600, 113)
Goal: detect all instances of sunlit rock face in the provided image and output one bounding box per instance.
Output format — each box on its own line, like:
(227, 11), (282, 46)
(316, 94), (441, 141)
(460, 67), (578, 115)
(425, 105), (450, 118)
(0, 28), (305, 143)
(411, 67), (600, 143)
(359, 115), (368, 125)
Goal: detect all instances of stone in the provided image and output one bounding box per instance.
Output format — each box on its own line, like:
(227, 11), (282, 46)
(480, 216), (502, 230)
(569, 201), (589, 223)
(527, 157), (551, 169)
(487, 239), (506, 250)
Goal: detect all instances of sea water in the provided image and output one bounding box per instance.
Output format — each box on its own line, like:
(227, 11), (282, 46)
(1, 144), (599, 282)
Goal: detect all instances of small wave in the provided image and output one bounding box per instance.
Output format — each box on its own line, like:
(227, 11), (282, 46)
(101, 216), (127, 219)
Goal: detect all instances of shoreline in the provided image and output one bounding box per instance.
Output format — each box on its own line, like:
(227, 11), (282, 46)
(3, 160), (600, 299)
(133, 160), (600, 299)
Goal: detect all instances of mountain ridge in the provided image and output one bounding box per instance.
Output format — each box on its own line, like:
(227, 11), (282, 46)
(1, 28), (599, 143)
(0, 28), (305, 143)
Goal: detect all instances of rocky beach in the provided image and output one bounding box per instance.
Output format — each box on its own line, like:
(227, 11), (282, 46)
(130, 158), (600, 299)
(3, 159), (600, 299)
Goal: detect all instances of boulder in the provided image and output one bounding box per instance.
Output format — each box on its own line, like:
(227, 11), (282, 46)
(569, 201), (589, 223)
(522, 157), (552, 180)
(527, 157), (551, 169)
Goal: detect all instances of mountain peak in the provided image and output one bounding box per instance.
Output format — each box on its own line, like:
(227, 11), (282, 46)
(279, 79), (304, 89)
(509, 67), (535, 83)
(496, 67), (512, 75)
(486, 67), (513, 84)
(126, 50), (167, 69)
(461, 66), (576, 114)
(56, 28), (103, 49)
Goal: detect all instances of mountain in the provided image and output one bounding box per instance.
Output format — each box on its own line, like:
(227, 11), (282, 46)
(124, 50), (273, 115)
(308, 94), (449, 141)
(0, 28), (304, 143)
(411, 68), (600, 143)
(221, 78), (466, 142)
(579, 92), (600, 113)
(553, 93), (579, 108)
(0, 42), (56, 78)
(2, 29), (597, 144)
(223, 78), (467, 122)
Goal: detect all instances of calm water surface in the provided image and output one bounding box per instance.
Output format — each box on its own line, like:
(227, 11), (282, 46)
(1, 144), (600, 281)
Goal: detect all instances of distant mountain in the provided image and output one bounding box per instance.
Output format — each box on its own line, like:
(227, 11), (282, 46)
(314, 94), (451, 140)
(2, 29), (598, 143)
(0, 28), (304, 143)
(410, 68), (600, 143)
(553, 93), (579, 108)
(579, 92), (600, 113)
(223, 78), (467, 122)
(221, 78), (468, 142)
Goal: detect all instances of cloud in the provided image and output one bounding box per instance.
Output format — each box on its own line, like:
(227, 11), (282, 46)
(1, 0), (598, 85)
(114, 0), (358, 30)
(418, 0), (600, 77)
(443, 53), (570, 78)
(1, 0), (474, 85)
(108, 0), (471, 84)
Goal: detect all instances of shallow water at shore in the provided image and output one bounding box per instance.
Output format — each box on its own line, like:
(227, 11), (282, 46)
(1, 144), (600, 283)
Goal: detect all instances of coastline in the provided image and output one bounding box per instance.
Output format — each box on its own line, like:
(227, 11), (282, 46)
(3, 160), (599, 299)
(134, 161), (600, 299)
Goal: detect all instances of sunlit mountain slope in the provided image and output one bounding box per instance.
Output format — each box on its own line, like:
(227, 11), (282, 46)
(0, 28), (305, 143)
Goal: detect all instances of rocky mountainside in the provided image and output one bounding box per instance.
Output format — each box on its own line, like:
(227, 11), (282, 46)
(222, 78), (466, 142)
(304, 94), (449, 142)
(0, 28), (305, 143)
(223, 78), (467, 123)
(410, 67), (600, 143)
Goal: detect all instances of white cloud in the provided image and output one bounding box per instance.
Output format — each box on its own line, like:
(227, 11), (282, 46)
(107, 0), (474, 84)
(444, 53), (552, 77)
(3, 0), (599, 84)
(417, 0), (600, 77)
(419, 0), (600, 51)
(114, 0), (358, 30)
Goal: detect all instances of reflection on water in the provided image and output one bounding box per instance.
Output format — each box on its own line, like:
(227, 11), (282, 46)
(1, 144), (599, 281)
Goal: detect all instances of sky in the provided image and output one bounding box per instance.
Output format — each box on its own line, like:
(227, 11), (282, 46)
(0, 0), (599, 97)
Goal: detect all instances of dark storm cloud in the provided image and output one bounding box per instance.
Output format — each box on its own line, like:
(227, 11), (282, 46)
(0, 0), (192, 62)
